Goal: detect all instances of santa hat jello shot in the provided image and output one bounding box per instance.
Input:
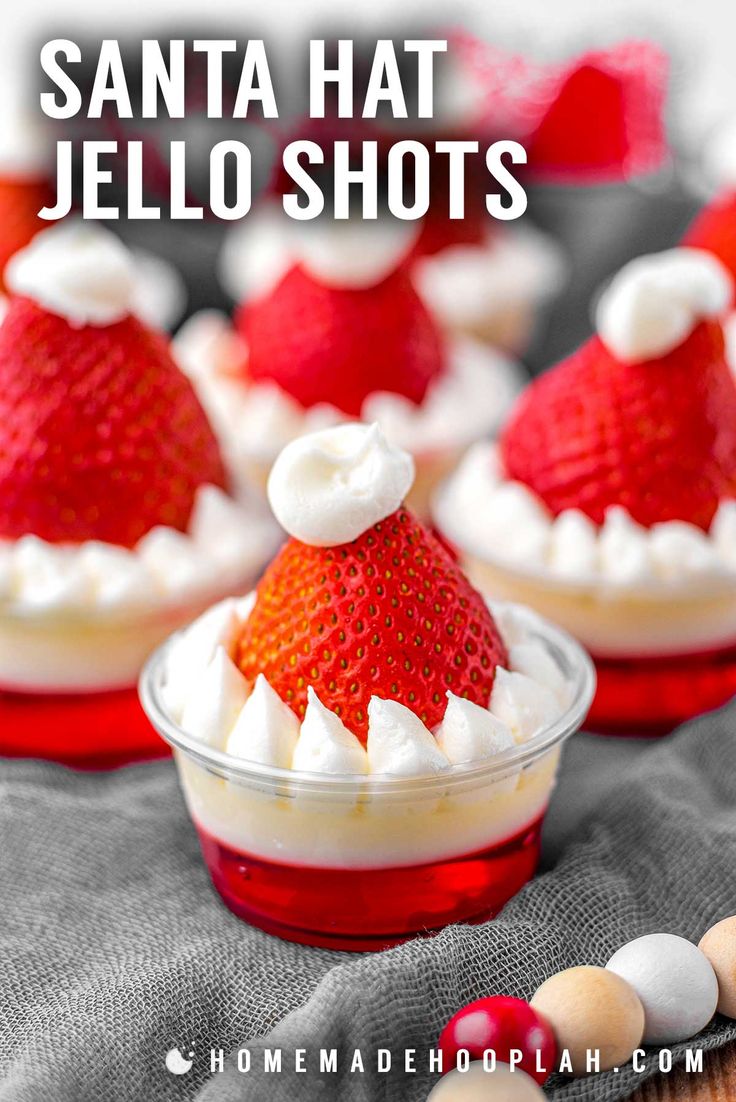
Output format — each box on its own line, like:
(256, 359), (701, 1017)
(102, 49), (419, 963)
(409, 213), (566, 357)
(0, 107), (186, 332)
(140, 422), (594, 949)
(683, 121), (736, 368)
(0, 222), (277, 767)
(683, 120), (736, 294)
(179, 211), (524, 516)
(0, 109), (55, 297)
(436, 248), (736, 735)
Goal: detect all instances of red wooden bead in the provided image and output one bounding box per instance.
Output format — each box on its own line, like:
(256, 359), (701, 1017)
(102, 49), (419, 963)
(438, 995), (557, 1085)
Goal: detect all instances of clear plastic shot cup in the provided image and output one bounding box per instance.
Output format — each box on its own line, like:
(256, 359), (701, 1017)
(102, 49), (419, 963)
(140, 602), (595, 951)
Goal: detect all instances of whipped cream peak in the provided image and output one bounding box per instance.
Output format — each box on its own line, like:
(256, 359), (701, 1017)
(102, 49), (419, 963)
(181, 647), (250, 748)
(490, 669), (561, 743)
(366, 697), (449, 777)
(292, 217), (418, 289)
(226, 673), (300, 768)
(5, 220), (136, 327)
(292, 686), (369, 775)
(435, 692), (515, 766)
(267, 422), (415, 546)
(596, 248), (732, 363)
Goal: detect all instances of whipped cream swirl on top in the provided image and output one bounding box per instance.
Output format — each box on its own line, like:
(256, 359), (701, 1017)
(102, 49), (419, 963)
(596, 248), (732, 362)
(6, 221), (135, 327)
(267, 423), (415, 546)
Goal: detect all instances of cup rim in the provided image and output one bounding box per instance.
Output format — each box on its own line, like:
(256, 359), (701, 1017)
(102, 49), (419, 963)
(138, 599), (596, 798)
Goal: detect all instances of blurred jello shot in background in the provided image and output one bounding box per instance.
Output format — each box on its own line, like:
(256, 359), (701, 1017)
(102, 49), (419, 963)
(409, 212), (566, 357)
(683, 118), (736, 366)
(177, 211), (525, 518)
(0, 222), (277, 767)
(0, 109), (55, 300)
(0, 105), (186, 332)
(435, 247), (736, 735)
(140, 422), (594, 949)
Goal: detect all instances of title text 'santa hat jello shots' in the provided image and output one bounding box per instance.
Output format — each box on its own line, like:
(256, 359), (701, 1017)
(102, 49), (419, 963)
(0, 222), (277, 767)
(176, 210), (524, 517)
(140, 423), (594, 950)
(436, 247), (736, 735)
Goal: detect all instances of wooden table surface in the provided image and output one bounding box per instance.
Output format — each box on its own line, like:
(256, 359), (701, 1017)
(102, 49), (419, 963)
(628, 1044), (736, 1100)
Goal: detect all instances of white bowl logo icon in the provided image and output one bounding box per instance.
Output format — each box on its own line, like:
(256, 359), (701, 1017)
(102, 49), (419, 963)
(165, 1047), (195, 1075)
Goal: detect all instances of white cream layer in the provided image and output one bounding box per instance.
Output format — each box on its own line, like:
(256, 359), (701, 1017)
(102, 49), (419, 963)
(174, 315), (523, 466)
(436, 444), (736, 655)
(0, 488), (278, 692)
(411, 224), (567, 333)
(179, 747), (559, 868)
(163, 594), (571, 775)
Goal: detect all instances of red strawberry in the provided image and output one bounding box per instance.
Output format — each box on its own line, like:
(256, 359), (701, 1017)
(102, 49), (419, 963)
(0, 179), (54, 293)
(500, 319), (736, 531)
(525, 65), (628, 180)
(524, 44), (668, 183)
(683, 192), (736, 304)
(0, 297), (227, 547)
(238, 265), (446, 417)
(236, 507), (507, 743)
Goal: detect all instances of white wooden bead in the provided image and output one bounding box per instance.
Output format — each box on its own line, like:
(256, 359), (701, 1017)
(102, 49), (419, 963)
(607, 933), (718, 1044)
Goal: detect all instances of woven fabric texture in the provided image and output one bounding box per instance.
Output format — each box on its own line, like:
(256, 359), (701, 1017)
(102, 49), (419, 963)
(1, 707), (735, 1102)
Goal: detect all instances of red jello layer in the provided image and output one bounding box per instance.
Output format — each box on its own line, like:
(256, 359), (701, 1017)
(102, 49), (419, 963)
(0, 686), (169, 768)
(196, 815), (544, 951)
(588, 642), (736, 737)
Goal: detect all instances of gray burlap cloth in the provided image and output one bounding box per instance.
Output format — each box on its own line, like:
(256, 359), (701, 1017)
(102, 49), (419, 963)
(1, 705), (736, 1102)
